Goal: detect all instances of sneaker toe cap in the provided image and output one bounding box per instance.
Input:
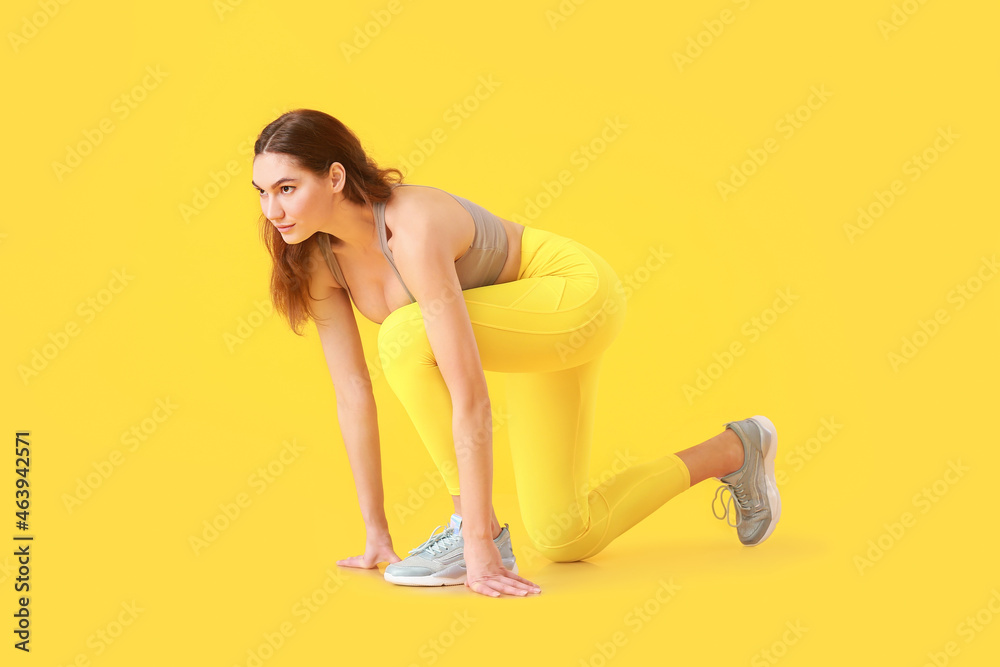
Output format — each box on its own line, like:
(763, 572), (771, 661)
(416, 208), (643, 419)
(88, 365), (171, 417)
(385, 564), (435, 577)
(738, 513), (772, 545)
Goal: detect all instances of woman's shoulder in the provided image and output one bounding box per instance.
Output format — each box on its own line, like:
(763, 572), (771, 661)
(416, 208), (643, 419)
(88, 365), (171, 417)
(385, 183), (463, 233)
(387, 182), (452, 210)
(384, 183), (474, 260)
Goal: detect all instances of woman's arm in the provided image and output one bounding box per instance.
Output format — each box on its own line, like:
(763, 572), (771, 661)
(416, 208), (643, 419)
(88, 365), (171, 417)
(392, 213), (539, 596)
(391, 224), (495, 540)
(335, 390), (389, 533)
(308, 255), (392, 538)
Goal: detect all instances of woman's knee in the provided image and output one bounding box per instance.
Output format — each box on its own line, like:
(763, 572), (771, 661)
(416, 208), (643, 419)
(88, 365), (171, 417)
(524, 534), (592, 563)
(522, 512), (593, 563)
(376, 304), (429, 383)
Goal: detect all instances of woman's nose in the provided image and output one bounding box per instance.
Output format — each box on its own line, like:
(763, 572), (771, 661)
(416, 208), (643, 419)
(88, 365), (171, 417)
(264, 197), (283, 222)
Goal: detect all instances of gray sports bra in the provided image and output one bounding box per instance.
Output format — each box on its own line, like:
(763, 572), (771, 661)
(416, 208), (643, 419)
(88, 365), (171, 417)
(315, 183), (508, 305)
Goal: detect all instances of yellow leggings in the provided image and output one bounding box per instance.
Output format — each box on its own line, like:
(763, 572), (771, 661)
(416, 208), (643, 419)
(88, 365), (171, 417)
(377, 226), (691, 562)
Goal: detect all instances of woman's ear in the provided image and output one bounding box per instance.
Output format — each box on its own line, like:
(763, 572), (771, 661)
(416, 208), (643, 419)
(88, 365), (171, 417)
(327, 162), (346, 193)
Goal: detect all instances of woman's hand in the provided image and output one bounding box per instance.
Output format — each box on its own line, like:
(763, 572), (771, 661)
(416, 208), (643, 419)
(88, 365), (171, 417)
(336, 531), (402, 569)
(462, 536), (541, 598)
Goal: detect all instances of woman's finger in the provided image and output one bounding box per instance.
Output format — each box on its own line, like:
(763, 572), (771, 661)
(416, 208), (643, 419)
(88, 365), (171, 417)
(336, 555), (373, 569)
(499, 576), (540, 595)
(502, 583), (532, 596)
(469, 584), (497, 598)
(479, 578), (531, 596)
(503, 570), (540, 589)
(468, 576), (539, 597)
(469, 580), (501, 598)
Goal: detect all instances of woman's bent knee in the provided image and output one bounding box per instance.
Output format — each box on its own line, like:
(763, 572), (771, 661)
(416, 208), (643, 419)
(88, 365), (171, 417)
(376, 303), (428, 383)
(525, 536), (591, 563)
(525, 521), (595, 562)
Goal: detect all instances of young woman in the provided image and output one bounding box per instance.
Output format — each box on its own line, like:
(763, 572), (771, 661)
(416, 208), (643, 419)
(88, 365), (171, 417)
(250, 109), (781, 599)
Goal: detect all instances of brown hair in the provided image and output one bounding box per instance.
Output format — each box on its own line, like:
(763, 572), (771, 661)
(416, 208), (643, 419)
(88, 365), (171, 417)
(254, 108), (403, 335)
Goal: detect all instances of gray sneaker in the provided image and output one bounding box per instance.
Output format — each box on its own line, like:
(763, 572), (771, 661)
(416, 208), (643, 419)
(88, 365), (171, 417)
(384, 513), (518, 586)
(712, 415), (781, 546)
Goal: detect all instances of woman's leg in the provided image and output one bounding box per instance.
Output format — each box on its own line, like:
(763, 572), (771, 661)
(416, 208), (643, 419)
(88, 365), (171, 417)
(503, 354), (683, 563)
(377, 226), (625, 500)
(675, 428), (745, 486)
(504, 357), (740, 562)
(376, 227), (736, 562)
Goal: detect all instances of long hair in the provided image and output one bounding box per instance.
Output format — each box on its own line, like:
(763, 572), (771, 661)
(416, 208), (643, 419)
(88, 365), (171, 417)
(254, 109), (403, 335)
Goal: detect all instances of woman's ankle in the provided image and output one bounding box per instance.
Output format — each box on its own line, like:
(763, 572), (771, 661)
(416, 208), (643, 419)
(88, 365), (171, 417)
(718, 427), (746, 478)
(675, 428), (746, 485)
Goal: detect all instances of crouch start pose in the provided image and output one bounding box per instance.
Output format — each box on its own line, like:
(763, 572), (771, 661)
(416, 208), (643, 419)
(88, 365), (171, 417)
(250, 109), (781, 599)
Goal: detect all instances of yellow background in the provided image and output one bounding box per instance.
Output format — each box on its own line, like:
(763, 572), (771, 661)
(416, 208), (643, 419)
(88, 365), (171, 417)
(3, 0), (998, 664)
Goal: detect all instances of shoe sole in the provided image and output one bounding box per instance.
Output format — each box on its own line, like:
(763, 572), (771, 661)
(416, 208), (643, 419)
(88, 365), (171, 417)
(748, 415), (781, 546)
(384, 559), (519, 587)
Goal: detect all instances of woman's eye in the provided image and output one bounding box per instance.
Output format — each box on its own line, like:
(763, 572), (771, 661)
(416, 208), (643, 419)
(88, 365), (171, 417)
(280, 185), (295, 194)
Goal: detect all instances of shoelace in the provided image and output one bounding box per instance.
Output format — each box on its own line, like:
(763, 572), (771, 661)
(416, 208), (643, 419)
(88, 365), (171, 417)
(408, 524), (461, 557)
(712, 482), (749, 528)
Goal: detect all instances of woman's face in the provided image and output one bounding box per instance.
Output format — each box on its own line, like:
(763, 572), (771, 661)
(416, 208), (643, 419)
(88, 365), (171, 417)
(251, 152), (333, 244)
